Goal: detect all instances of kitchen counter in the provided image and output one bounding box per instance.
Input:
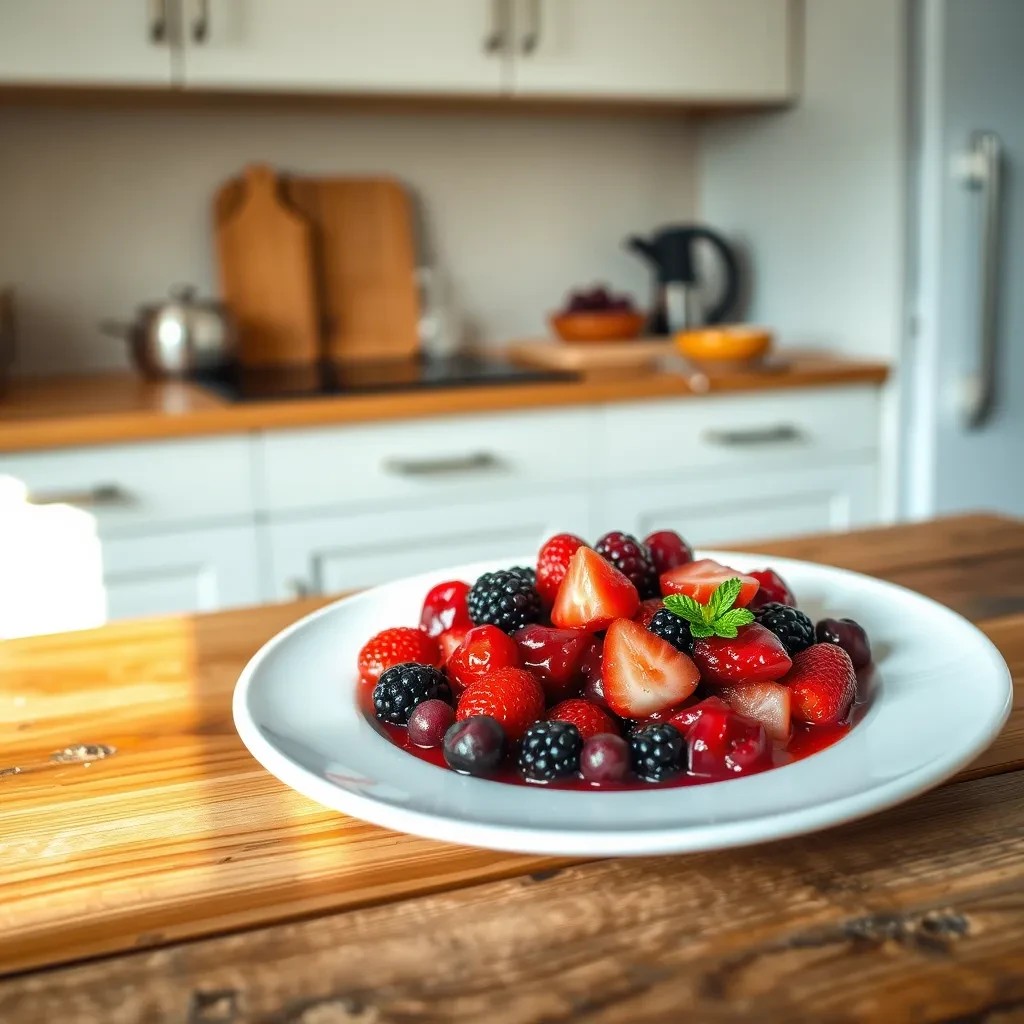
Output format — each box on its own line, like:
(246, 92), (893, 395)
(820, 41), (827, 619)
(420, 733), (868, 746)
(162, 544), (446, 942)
(0, 352), (889, 453)
(0, 515), (1021, 1020)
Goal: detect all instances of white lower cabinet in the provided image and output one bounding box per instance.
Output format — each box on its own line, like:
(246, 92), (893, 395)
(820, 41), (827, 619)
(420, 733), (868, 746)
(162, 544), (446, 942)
(600, 463), (878, 548)
(266, 492), (593, 599)
(101, 524), (264, 620)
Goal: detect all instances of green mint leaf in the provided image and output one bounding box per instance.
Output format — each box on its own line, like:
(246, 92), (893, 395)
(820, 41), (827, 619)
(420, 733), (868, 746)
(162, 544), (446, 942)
(689, 622), (715, 639)
(709, 578), (742, 619)
(701, 602), (715, 625)
(663, 593), (706, 626)
(713, 608), (755, 637)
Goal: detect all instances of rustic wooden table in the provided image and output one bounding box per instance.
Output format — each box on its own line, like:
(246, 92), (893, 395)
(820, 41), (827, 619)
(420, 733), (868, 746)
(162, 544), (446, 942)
(2, 514), (1022, 1023)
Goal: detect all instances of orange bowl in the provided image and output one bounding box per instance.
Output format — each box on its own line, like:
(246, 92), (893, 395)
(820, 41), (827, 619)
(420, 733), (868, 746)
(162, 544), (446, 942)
(550, 310), (646, 343)
(674, 326), (772, 369)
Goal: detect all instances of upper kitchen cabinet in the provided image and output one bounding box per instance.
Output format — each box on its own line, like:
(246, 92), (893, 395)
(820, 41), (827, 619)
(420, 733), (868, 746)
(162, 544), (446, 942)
(0, 0), (174, 85)
(508, 0), (795, 102)
(179, 0), (509, 94)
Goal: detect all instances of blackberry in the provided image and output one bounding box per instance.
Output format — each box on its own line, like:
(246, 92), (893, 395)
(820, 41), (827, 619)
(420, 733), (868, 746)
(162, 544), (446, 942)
(755, 602), (815, 655)
(467, 570), (544, 634)
(508, 565), (537, 586)
(518, 720), (582, 782)
(648, 607), (693, 653)
(372, 662), (452, 725)
(629, 723), (684, 782)
(594, 531), (659, 598)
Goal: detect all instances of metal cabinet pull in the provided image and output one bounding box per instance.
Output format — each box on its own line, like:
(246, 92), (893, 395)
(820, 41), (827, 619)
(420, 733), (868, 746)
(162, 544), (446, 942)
(957, 130), (1005, 429)
(149, 0), (168, 43)
(483, 0), (508, 53)
(26, 484), (132, 508)
(702, 425), (804, 447)
(521, 0), (541, 54)
(191, 0), (210, 43)
(383, 452), (503, 477)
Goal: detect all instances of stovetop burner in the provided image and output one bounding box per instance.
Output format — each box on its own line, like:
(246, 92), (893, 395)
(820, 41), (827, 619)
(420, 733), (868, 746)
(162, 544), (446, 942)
(194, 355), (576, 402)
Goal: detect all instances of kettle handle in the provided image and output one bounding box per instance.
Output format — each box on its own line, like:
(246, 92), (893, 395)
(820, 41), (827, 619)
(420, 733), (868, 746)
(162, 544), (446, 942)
(687, 227), (740, 324)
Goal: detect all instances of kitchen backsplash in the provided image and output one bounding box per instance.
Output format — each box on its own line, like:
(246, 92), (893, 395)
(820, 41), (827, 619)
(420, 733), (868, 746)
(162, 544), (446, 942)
(0, 103), (695, 375)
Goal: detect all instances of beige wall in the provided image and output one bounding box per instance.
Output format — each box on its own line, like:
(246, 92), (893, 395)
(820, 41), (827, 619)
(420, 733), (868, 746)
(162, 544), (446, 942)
(0, 103), (696, 374)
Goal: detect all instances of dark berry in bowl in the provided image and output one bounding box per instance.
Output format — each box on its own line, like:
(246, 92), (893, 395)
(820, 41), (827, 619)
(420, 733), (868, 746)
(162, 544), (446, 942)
(580, 733), (630, 783)
(816, 617), (872, 669)
(443, 715), (505, 776)
(754, 602), (815, 655)
(595, 531), (659, 599)
(643, 530), (693, 575)
(518, 720), (583, 782)
(747, 569), (796, 610)
(407, 699), (456, 747)
(373, 663), (451, 725)
(647, 607), (693, 653)
(629, 723), (684, 782)
(467, 570), (544, 634)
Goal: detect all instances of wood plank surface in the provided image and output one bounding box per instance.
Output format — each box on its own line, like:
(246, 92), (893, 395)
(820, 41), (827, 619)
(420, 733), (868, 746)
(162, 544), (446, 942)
(0, 516), (1021, 982)
(0, 356), (889, 454)
(6, 769), (1024, 1024)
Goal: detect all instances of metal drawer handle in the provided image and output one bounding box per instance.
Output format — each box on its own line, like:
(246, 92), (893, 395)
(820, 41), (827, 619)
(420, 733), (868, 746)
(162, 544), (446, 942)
(383, 452), (503, 477)
(149, 0), (168, 43)
(483, 0), (508, 53)
(703, 425), (804, 447)
(191, 0), (210, 43)
(521, 0), (541, 54)
(27, 484), (132, 508)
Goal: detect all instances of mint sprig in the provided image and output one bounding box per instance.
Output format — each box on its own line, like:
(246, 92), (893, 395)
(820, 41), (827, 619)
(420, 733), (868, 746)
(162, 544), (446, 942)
(663, 578), (755, 639)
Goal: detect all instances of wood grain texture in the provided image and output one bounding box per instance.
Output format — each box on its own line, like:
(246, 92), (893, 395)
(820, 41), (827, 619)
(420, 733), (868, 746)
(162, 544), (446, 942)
(0, 356), (889, 454)
(215, 165), (321, 367)
(4, 770), (1024, 1023)
(0, 516), (1021, 981)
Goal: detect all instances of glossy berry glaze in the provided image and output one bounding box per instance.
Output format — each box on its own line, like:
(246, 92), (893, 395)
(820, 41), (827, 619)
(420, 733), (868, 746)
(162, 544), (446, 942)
(358, 666), (874, 791)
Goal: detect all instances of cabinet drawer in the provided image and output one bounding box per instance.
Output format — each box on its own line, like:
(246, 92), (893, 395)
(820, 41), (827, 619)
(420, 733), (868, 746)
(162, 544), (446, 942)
(602, 387), (880, 477)
(0, 437), (257, 535)
(259, 409), (595, 513)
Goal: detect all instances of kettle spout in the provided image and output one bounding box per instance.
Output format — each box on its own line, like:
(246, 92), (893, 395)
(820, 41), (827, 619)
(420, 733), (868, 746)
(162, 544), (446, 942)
(626, 235), (658, 263)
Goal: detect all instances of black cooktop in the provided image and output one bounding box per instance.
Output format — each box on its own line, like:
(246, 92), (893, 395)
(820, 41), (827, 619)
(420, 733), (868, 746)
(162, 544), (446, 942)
(194, 355), (576, 402)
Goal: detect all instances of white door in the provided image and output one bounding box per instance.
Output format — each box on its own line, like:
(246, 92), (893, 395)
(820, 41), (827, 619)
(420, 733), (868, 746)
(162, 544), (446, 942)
(266, 492), (592, 599)
(181, 0), (509, 94)
(509, 0), (793, 101)
(102, 525), (263, 620)
(906, 0), (1024, 516)
(0, 0), (175, 84)
(601, 463), (878, 549)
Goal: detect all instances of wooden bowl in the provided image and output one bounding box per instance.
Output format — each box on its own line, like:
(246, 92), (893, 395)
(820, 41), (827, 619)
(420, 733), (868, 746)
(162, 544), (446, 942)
(674, 325), (773, 371)
(550, 310), (647, 343)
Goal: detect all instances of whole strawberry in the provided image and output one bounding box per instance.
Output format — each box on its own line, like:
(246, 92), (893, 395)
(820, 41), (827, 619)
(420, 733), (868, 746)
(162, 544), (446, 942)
(536, 533), (586, 606)
(594, 531), (659, 599)
(786, 643), (857, 725)
(548, 698), (620, 741)
(358, 627), (440, 684)
(457, 666), (546, 743)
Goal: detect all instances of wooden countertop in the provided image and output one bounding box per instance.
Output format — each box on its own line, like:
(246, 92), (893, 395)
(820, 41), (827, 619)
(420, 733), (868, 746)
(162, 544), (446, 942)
(0, 352), (889, 453)
(1, 514), (1022, 1023)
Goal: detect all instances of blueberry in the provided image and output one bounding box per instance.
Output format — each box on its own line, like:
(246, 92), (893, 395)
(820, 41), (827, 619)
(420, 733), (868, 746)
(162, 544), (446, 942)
(443, 716), (505, 776)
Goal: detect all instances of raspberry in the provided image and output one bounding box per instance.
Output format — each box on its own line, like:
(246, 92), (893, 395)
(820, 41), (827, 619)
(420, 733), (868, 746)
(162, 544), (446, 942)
(457, 666), (546, 742)
(594, 531), (658, 599)
(358, 627), (440, 684)
(548, 699), (619, 741)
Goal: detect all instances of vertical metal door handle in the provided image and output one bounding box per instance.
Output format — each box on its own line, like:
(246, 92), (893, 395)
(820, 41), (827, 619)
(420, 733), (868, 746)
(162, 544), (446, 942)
(959, 130), (1004, 429)
(192, 0), (210, 43)
(521, 0), (541, 54)
(483, 0), (508, 53)
(149, 0), (168, 43)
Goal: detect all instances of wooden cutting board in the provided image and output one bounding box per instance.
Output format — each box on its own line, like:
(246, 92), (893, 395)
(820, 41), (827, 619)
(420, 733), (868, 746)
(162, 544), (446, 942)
(214, 164), (321, 368)
(508, 337), (674, 379)
(285, 176), (420, 363)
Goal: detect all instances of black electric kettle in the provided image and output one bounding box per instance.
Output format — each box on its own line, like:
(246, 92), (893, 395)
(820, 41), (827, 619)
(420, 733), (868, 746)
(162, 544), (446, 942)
(627, 225), (740, 335)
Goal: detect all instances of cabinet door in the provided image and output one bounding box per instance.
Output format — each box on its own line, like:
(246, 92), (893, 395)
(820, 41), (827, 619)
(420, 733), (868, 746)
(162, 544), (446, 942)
(101, 525), (263, 621)
(266, 492), (592, 599)
(600, 463), (878, 550)
(181, 0), (508, 94)
(0, 0), (174, 85)
(510, 0), (793, 101)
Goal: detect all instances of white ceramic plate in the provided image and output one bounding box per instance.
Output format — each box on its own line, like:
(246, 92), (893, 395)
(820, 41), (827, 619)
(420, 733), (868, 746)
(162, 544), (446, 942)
(233, 551), (1012, 857)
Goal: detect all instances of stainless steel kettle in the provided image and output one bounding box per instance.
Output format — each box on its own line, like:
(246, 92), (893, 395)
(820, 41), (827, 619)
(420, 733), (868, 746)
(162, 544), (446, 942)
(101, 286), (236, 379)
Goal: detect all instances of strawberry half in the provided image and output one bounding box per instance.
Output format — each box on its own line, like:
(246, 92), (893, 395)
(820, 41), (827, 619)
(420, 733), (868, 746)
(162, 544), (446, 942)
(536, 532), (587, 607)
(785, 643), (857, 725)
(719, 681), (792, 741)
(602, 618), (700, 718)
(691, 622), (792, 687)
(660, 558), (760, 607)
(551, 547), (639, 631)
